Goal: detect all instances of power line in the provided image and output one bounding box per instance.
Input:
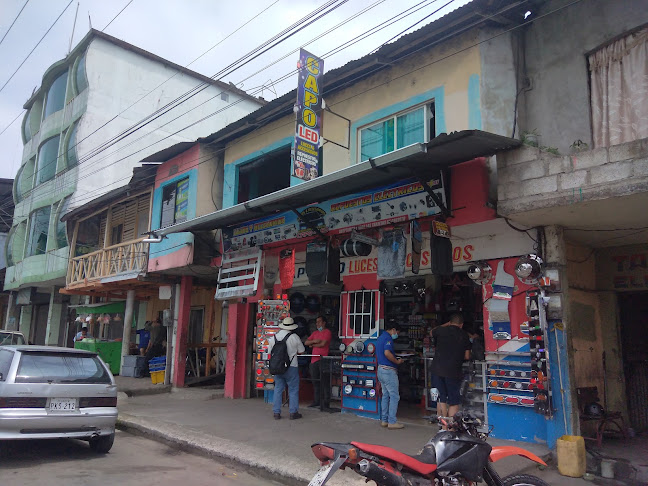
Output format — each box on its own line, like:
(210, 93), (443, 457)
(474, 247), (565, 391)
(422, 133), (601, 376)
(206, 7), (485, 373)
(0, 111), (24, 137)
(102, 0), (133, 32)
(0, 0), (74, 93)
(0, 0), (29, 47)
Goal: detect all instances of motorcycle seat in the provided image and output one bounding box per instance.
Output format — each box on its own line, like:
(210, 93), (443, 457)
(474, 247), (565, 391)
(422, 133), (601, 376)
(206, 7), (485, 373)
(351, 442), (437, 476)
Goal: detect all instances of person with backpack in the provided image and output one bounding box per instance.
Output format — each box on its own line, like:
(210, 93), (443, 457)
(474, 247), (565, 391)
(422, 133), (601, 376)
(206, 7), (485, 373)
(268, 317), (305, 420)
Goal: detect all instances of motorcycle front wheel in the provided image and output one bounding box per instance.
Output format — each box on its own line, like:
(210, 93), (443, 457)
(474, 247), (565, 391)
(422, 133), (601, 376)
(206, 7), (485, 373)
(501, 474), (549, 486)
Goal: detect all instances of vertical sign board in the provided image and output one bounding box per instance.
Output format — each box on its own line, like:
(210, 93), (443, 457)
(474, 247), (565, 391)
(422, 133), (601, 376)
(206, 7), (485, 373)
(292, 49), (324, 181)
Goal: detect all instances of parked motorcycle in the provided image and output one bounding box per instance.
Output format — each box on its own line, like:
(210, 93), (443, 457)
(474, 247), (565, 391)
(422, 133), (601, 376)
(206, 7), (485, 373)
(308, 412), (549, 486)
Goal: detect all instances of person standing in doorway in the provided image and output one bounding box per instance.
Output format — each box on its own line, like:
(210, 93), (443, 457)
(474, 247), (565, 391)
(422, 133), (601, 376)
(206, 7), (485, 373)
(376, 324), (404, 429)
(431, 313), (471, 425)
(145, 318), (165, 367)
(305, 315), (333, 409)
(268, 317), (305, 420)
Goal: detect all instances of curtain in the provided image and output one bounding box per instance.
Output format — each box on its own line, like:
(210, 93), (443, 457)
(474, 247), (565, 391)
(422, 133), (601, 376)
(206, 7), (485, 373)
(589, 28), (648, 148)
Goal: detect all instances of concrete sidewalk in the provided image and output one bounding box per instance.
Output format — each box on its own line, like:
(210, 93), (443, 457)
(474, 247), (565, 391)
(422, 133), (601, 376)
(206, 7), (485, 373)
(114, 382), (595, 486)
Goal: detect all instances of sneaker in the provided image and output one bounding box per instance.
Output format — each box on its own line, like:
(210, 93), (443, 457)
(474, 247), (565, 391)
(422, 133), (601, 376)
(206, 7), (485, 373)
(388, 423), (405, 429)
(274, 413), (281, 420)
(289, 412), (303, 420)
(380, 422), (388, 427)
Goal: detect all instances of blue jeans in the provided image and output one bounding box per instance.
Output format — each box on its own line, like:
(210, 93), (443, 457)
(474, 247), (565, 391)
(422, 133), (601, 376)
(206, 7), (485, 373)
(273, 366), (300, 415)
(378, 366), (400, 424)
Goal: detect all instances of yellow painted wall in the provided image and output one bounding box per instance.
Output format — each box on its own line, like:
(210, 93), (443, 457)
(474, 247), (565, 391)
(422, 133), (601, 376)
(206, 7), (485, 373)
(223, 31), (482, 174)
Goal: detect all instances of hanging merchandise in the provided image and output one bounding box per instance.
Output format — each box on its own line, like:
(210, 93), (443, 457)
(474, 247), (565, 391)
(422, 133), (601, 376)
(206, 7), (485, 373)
(377, 228), (406, 279)
(327, 241), (341, 284)
(306, 294), (321, 314)
(526, 290), (552, 416)
(430, 221), (453, 276)
(411, 220), (422, 274)
(340, 239), (372, 257)
(264, 253), (280, 292)
(306, 241), (328, 285)
(289, 292), (305, 314)
(279, 249), (295, 289)
(488, 261), (514, 340)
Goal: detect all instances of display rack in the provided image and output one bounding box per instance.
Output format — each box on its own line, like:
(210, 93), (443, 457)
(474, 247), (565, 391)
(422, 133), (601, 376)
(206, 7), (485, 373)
(254, 298), (290, 392)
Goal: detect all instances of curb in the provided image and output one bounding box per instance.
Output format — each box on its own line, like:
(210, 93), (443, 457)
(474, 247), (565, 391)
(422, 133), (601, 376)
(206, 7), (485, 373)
(117, 385), (172, 398)
(116, 413), (316, 486)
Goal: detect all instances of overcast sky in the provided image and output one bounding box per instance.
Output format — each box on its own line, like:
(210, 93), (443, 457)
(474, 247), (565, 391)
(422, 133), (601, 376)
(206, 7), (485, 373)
(0, 0), (472, 180)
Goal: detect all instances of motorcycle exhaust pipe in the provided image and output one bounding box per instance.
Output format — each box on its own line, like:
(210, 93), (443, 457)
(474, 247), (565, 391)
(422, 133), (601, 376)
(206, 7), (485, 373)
(355, 459), (409, 486)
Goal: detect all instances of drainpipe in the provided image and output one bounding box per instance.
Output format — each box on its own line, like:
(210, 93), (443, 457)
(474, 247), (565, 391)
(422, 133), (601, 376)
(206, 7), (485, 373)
(120, 290), (136, 373)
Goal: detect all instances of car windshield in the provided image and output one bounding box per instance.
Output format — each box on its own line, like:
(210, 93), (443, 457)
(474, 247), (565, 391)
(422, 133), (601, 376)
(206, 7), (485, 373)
(0, 332), (25, 345)
(15, 352), (111, 384)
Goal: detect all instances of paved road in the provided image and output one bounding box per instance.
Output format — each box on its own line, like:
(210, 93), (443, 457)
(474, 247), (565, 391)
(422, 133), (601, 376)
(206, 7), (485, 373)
(0, 430), (282, 486)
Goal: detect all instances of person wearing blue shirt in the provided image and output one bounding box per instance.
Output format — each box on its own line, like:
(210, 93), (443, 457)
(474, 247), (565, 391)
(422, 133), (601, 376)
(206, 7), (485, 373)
(376, 324), (404, 429)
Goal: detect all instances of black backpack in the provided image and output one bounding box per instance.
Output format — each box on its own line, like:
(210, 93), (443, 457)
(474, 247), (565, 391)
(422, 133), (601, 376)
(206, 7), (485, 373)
(269, 332), (294, 375)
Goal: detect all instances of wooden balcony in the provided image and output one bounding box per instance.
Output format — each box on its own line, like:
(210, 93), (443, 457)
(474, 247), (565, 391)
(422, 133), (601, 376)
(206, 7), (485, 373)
(67, 238), (149, 288)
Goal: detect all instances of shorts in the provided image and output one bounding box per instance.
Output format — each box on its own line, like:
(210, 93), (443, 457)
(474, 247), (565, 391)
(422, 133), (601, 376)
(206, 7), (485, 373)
(434, 375), (463, 405)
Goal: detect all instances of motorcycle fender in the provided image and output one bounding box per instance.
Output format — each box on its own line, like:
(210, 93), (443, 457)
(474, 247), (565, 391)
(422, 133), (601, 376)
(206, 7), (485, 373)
(489, 446), (547, 466)
(308, 455), (348, 486)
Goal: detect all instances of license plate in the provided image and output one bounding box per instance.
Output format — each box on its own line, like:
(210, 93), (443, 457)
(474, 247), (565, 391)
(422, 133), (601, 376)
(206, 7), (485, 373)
(50, 398), (76, 412)
(308, 463), (334, 486)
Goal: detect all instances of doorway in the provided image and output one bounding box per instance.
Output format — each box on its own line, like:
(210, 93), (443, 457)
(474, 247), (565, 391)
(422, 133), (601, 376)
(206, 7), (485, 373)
(618, 292), (648, 432)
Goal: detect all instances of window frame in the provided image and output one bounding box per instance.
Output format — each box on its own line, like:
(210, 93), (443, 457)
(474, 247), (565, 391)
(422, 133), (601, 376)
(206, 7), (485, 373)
(73, 53), (88, 95)
(26, 206), (52, 257)
(357, 102), (434, 162)
(36, 135), (61, 185)
(42, 70), (69, 120)
(160, 177), (190, 229)
(64, 122), (79, 169)
(55, 198), (70, 250)
(341, 290), (380, 339)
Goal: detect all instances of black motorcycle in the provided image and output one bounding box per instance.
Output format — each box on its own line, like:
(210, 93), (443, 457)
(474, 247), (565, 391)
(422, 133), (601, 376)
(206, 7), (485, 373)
(308, 412), (549, 486)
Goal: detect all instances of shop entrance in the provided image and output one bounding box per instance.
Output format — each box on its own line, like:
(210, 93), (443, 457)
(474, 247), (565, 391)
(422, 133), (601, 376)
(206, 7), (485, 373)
(618, 292), (648, 432)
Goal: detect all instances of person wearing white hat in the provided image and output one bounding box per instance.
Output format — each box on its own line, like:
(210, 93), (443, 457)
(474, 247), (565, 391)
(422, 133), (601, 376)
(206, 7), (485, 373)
(268, 317), (305, 420)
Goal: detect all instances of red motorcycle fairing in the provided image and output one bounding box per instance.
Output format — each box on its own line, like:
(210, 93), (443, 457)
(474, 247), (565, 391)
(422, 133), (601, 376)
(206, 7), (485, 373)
(350, 441), (438, 476)
(489, 446), (547, 466)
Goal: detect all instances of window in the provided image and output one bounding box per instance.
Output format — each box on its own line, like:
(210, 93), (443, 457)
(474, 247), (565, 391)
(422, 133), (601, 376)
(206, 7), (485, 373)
(15, 158), (35, 202)
(22, 109), (32, 142)
(43, 70), (68, 119)
(56, 198), (70, 249)
(6, 222), (26, 266)
(15, 352), (111, 384)
(358, 103), (434, 161)
(75, 214), (101, 256)
(161, 178), (189, 228)
(36, 135), (60, 184)
(237, 147), (291, 204)
(344, 290), (378, 338)
(27, 206), (51, 257)
(65, 123), (78, 168)
(590, 27), (648, 147)
(0, 349), (13, 381)
(75, 55), (88, 93)
(110, 224), (123, 245)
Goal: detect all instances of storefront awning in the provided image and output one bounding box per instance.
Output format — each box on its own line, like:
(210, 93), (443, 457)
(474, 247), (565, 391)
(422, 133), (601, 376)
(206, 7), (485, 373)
(69, 302), (126, 314)
(158, 130), (521, 236)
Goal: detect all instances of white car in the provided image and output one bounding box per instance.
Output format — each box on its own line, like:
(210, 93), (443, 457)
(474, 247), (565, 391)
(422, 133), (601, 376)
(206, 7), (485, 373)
(0, 346), (118, 452)
(0, 331), (27, 345)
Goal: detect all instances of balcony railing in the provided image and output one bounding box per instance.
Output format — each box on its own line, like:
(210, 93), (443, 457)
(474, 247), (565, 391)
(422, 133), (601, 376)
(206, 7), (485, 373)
(67, 238), (149, 287)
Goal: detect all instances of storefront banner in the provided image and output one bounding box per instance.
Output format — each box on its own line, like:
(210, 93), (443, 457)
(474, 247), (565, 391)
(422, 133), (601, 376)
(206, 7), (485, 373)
(292, 49), (324, 181)
(290, 218), (537, 286)
(222, 176), (445, 252)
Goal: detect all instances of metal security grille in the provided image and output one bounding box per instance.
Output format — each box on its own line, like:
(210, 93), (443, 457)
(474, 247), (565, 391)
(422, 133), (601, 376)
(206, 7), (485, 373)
(216, 248), (261, 300)
(341, 290), (379, 339)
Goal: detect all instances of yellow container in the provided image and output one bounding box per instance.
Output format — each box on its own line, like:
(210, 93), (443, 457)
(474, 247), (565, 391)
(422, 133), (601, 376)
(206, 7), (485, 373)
(150, 370), (165, 384)
(557, 435), (586, 477)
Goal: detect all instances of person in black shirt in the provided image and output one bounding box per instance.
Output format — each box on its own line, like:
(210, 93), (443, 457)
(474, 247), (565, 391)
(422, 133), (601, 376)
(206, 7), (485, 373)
(431, 314), (471, 422)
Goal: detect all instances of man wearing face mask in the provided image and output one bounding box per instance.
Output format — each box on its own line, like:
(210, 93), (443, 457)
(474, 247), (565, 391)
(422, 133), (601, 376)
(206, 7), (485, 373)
(376, 324), (404, 429)
(305, 315), (333, 409)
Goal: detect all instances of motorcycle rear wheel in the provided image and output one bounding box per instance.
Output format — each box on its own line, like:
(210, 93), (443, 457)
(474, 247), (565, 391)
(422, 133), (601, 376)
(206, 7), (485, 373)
(501, 474), (549, 486)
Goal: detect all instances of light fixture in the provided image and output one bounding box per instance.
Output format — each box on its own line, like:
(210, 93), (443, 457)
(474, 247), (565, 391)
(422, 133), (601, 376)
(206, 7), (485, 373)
(354, 341), (365, 354)
(366, 343), (376, 355)
(142, 231), (165, 243)
(514, 254), (544, 284)
(344, 384), (353, 395)
(339, 343), (347, 352)
(467, 262), (493, 285)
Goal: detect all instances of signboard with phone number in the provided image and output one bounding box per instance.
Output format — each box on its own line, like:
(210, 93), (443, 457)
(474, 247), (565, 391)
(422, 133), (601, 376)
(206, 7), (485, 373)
(222, 175), (445, 252)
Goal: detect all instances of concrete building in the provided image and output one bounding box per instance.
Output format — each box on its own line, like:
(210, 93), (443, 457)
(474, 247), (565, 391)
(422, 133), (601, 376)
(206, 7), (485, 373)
(0, 179), (15, 327)
(4, 29), (263, 346)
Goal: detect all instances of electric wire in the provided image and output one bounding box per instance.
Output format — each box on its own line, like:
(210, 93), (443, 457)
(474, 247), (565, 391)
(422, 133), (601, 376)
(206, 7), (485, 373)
(102, 0), (134, 32)
(0, 0), (74, 93)
(0, 111), (24, 137)
(0, 0), (29, 47)
(12, 0), (577, 268)
(5, 0), (577, 220)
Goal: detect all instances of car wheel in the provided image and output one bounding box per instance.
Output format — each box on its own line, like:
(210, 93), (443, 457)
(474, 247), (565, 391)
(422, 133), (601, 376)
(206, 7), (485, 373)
(89, 433), (115, 453)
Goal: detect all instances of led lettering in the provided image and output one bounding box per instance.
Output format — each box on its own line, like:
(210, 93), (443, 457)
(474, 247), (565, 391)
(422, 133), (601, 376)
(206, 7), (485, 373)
(304, 90), (317, 107)
(304, 74), (319, 94)
(302, 108), (317, 127)
(306, 57), (320, 75)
